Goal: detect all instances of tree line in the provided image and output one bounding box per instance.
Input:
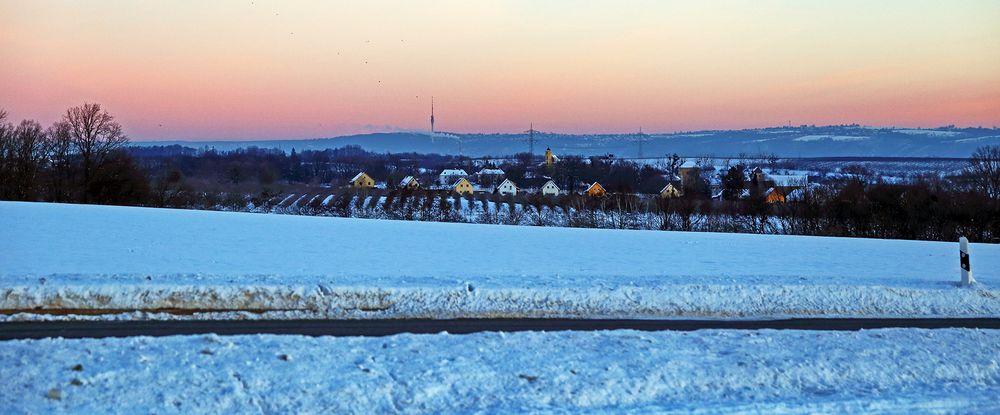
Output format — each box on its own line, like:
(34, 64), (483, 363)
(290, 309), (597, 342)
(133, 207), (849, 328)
(0, 105), (146, 204)
(2, 104), (999, 242)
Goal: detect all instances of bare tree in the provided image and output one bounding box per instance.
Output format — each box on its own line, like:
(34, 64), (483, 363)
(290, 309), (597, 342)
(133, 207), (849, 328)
(44, 121), (75, 201)
(11, 120), (49, 199)
(63, 103), (129, 201)
(0, 110), (15, 197)
(968, 145), (1000, 200)
(0, 115), (49, 200)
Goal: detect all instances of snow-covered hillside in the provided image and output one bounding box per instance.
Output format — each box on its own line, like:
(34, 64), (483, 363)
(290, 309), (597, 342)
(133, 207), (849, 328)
(2, 201), (998, 319)
(3, 329), (999, 413)
(133, 125), (1000, 157)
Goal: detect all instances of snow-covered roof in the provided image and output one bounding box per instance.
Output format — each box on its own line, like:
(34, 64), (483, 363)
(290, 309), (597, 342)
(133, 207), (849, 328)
(785, 188), (807, 201)
(543, 180), (559, 188)
(350, 172), (368, 182)
(660, 183), (680, 194)
(440, 169), (468, 176)
(497, 179), (518, 189)
(453, 178), (471, 187)
(400, 176), (417, 186)
(477, 168), (505, 176)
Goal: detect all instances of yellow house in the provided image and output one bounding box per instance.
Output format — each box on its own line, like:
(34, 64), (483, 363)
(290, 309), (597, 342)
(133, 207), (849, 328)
(400, 176), (420, 190)
(349, 172), (375, 188)
(585, 182), (606, 197)
(660, 182), (682, 198)
(453, 178), (474, 195)
(765, 187), (786, 203)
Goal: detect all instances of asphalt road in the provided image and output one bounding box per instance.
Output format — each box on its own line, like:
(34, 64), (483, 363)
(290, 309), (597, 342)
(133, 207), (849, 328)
(2, 318), (999, 340)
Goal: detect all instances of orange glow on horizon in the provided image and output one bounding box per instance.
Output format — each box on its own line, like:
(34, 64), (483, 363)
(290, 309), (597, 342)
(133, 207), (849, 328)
(1, 0), (998, 140)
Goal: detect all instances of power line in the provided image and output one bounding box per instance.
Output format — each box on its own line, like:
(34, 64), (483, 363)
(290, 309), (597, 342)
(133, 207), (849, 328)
(523, 123), (540, 155)
(636, 127), (648, 159)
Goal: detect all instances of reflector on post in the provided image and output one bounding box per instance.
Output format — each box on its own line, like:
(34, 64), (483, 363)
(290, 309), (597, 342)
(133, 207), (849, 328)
(960, 237), (975, 286)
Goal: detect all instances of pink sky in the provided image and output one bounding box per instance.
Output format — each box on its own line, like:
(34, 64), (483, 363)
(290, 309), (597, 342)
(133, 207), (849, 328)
(2, 0), (999, 140)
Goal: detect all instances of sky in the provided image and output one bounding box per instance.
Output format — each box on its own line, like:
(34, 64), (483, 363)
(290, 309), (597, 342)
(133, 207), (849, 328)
(1, 0), (999, 141)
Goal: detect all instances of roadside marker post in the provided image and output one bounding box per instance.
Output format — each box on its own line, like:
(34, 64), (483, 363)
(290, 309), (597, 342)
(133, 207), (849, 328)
(960, 237), (975, 286)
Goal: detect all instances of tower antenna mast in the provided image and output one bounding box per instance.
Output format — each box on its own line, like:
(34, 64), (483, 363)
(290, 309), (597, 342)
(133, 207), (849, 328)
(637, 127), (647, 159)
(430, 96), (435, 142)
(523, 123), (540, 156)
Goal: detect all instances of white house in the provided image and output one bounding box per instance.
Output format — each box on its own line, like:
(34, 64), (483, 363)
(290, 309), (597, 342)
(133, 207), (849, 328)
(495, 178), (519, 196)
(438, 169), (468, 186)
(541, 180), (561, 196)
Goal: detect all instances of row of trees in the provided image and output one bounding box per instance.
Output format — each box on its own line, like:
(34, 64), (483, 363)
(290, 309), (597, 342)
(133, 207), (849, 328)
(3, 103), (1000, 242)
(0, 105), (146, 204)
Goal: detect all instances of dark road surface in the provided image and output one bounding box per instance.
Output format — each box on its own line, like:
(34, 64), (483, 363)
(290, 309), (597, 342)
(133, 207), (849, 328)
(2, 318), (999, 340)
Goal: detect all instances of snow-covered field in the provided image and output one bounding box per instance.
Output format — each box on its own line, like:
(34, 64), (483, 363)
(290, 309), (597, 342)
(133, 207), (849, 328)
(2, 328), (998, 413)
(1, 201), (998, 319)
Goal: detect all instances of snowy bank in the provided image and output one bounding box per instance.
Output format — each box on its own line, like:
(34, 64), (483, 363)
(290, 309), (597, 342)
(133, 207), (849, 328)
(2, 273), (1000, 320)
(2, 328), (999, 413)
(2, 202), (998, 319)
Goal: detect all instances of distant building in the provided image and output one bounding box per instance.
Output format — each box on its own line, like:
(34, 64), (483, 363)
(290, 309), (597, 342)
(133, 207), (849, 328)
(677, 160), (700, 183)
(544, 147), (559, 167)
(439, 169), (468, 186)
(495, 178), (519, 196)
(349, 172), (375, 188)
(399, 176), (420, 190)
(659, 182), (683, 198)
(476, 168), (505, 187)
(476, 168), (505, 177)
(452, 178), (474, 195)
(541, 180), (561, 196)
(585, 182), (607, 197)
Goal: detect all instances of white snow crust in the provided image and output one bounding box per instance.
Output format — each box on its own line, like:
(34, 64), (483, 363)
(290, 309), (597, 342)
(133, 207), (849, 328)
(2, 328), (998, 413)
(2, 202), (998, 320)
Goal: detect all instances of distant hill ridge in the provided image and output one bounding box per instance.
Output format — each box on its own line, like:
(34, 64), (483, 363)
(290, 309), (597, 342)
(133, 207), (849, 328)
(133, 125), (1000, 158)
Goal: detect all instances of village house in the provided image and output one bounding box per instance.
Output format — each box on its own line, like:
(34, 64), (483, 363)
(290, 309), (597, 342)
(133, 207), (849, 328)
(439, 169), (468, 186)
(452, 178), (474, 195)
(495, 178), (519, 196)
(677, 160), (699, 183)
(476, 167), (505, 178)
(748, 167), (809, 203)
(659, 182), (683, 198)
(399, 176), (420, 190)
(541, 180), (561, 196)
(349, 172), (375, 189)
(764, 187), (786, 203)
(585, 182), (607, 197)
(476, 168), (505, 187)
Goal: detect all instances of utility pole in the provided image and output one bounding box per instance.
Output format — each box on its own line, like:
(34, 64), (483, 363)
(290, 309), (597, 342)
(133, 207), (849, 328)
(524, 123), (540, 156)
(636, 127), (647, 159)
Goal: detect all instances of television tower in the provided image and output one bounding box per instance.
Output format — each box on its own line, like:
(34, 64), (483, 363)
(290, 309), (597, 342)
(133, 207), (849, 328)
(430, 96), (435, 142)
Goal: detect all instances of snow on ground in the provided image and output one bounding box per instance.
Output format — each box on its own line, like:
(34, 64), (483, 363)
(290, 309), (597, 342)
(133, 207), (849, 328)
(1, 201), (999, 319)
(2, 328), (998, 413)
(792, 135), (869, 142)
